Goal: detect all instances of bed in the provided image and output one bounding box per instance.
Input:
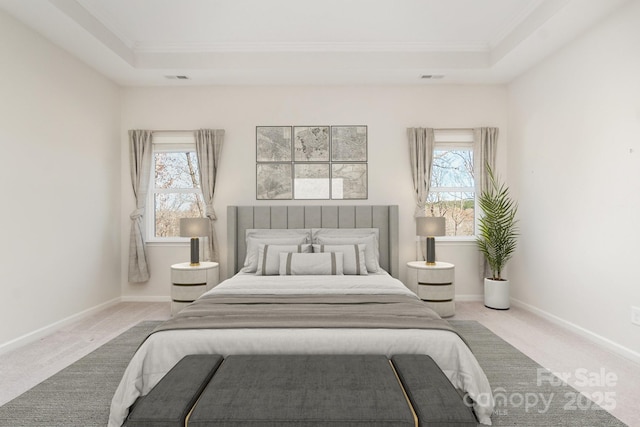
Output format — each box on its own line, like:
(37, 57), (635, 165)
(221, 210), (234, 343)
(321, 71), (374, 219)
(108, 205), (494, 426)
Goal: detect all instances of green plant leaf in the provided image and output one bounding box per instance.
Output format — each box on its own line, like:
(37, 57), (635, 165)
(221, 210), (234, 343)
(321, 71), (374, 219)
(475, 164), (519, 280)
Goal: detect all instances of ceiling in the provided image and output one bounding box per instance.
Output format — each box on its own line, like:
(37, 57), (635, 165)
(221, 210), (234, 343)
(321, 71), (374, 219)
(0, 0), (628, 86)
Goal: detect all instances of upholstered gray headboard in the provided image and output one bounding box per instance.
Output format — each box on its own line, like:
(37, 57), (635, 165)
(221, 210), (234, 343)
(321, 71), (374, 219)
(227, 205), (399, 278)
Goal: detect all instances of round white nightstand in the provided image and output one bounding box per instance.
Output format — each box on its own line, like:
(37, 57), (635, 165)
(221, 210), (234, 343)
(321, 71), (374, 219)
(406, 261), (455, 318)
(170, 261), (219, 315)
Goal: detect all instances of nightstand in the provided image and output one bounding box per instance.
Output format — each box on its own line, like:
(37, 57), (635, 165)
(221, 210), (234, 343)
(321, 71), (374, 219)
(170, 261), (219, 315)
(406, 261), (455, 318)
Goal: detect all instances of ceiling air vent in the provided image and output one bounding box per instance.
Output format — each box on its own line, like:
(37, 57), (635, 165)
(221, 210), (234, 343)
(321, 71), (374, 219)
(420, 75), (444, 80)
(165, 75), (190, 80)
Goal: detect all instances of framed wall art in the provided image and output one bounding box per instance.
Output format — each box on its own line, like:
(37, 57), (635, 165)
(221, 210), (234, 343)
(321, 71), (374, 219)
(294, 163), (330, 200)
(256, 124), (367, 200)
(256, 126), (292, 162)
(331, 163), (368, 200)
(331, 125), (367, 161)
(256, 163), (292, 200)
(294, 126), (329, 162)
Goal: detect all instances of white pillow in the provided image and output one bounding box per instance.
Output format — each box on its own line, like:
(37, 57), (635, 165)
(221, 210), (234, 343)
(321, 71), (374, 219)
(256, 243), (311, 276)
(279, 252), (344, 275)
(246, 228), (311, 240)
(243, 235), (309, 273)
(315, 234), (380, 273)
(311, 228), (379, 242)
(313, 243), (367, 275)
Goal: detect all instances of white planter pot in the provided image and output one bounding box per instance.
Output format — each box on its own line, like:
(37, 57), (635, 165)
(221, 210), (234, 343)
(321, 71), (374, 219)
(484, 278), (510, 310)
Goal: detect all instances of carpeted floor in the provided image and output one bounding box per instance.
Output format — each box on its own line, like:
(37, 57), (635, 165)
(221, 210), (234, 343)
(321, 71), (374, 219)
(0, 320), (627, 426)
(0, 321), (156, 427)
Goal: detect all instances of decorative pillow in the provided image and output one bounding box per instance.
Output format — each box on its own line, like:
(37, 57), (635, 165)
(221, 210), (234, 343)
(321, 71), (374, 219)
(313, 243), (367, 275)
(256, 244), (311, 276)
(315, 234), (380, 273)
(242, 234), (310, 273)
(279, 252), (344, 276)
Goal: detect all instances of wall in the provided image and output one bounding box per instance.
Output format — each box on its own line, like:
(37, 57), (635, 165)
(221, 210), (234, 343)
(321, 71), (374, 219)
(121, 85), (508, 299)
(508, 0), (640, 358)
(0, 11), (121, 350)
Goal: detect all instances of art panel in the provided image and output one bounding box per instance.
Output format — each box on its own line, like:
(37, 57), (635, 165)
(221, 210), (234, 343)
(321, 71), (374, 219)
(256, 163), (292, 200)
(294, 126), (330, 162)
(294, 163), (330, 200)
(256, 125), (367, 200)
(256, 126), (292, 162)
(331, 163), (368, 199)
(331, 126), (367, 161)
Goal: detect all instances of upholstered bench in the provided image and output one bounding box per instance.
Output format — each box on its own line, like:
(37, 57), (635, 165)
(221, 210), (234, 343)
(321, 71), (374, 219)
(189, 354), (414, 426)
(125, 354), (477, 427)
(125, 354), (223, 427)
(392, 355), (477, 426)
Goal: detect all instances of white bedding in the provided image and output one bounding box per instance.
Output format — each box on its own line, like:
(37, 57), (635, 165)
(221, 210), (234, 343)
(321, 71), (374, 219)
(109, 273), (494, 426)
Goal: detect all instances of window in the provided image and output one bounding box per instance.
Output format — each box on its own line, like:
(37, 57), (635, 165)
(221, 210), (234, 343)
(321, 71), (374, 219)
(147, 133), (204, 241)
(427, 130), (475, 237)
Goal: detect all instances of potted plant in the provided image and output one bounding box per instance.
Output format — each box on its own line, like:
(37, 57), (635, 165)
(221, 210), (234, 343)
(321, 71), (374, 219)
(475, 165), (519, 309)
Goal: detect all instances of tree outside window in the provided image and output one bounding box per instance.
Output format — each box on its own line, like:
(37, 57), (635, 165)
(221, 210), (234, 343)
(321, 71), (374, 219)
(151, 151), (204, 238)
(427, 145), (475, 236)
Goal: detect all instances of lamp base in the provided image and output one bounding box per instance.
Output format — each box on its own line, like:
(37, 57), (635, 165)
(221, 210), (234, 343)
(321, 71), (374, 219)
(190, 237), (200, 266)
(425, 236), (436, 265)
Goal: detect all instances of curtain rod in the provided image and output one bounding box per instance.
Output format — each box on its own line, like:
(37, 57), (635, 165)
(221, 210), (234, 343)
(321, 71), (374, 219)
(434, 128), (473, 131)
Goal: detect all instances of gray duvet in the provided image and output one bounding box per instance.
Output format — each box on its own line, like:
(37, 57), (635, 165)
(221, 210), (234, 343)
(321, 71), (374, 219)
(152, 293), (460, 333)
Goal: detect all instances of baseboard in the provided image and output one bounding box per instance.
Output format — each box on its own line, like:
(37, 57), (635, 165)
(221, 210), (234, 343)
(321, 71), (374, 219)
(0, 297), (121, 356)
(455, 294), (483, 302)
(120, 295), (171, 302)
(511, 297), (640, 365)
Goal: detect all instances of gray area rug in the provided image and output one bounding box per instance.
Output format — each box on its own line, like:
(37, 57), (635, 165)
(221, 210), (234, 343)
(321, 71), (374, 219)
(449, 320), (626, 426)
(0, 320), (627, 426)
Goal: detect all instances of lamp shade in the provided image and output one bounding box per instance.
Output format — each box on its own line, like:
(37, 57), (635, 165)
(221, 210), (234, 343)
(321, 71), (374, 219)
(416, 216), (446, 237)
(179, 218), (209, 237)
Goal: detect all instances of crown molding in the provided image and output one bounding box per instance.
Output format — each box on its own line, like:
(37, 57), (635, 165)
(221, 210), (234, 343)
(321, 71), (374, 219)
(132, 41), (491, 54)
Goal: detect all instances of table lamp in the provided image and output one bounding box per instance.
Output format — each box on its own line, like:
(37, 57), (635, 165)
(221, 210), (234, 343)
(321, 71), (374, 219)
(416, 217), (446, 265)
(179, 218), (209, 266)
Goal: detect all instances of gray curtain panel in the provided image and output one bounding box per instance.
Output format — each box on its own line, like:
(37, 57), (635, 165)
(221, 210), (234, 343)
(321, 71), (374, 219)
(128, 130), (153, 282)
(194, 129), (224, 262)
(474, 127), (498, 279)
(474, 127), (498, 194)
(407, 128), (435, 217)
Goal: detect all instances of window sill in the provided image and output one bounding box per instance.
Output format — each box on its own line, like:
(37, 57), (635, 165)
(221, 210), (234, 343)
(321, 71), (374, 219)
(146, 239), (190, 247)
(436, 236), (477, 245)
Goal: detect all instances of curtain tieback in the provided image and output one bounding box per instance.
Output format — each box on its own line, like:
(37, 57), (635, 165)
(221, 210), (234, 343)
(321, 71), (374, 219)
(129, 208), (144, 221)
(205, 205), (217, 221)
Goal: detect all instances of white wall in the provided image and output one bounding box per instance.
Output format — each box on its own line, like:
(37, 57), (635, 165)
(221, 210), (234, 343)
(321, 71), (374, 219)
(0, 11), (121, 348)
(508, 0), (640, 357)
(121, 85), (508, 299)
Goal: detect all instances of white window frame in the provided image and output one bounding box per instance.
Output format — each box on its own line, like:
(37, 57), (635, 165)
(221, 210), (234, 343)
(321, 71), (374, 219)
(429, 129), (475, 240)
(146, 132), (202, 243)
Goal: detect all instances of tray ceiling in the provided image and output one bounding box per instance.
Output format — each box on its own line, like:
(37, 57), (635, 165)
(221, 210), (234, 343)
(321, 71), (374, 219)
(0, 0), (628, 86)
